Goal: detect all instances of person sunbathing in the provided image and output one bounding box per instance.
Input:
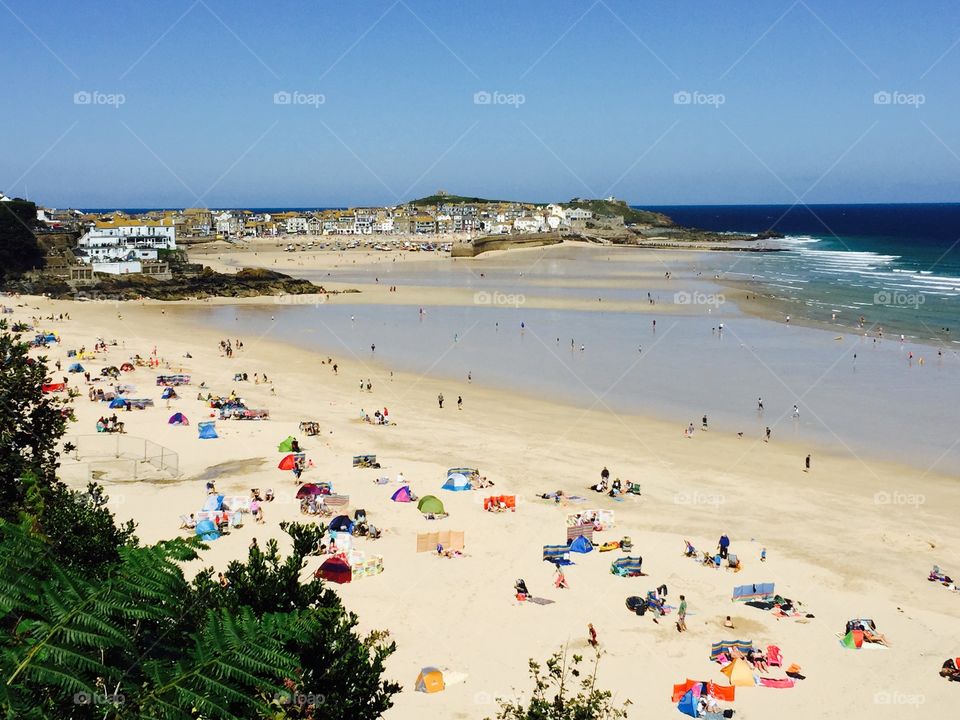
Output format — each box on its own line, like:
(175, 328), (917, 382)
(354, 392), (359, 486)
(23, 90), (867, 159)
(747, 649), (769, 672)
(941, 659), (960, 681)
(862, 628), (889, 646)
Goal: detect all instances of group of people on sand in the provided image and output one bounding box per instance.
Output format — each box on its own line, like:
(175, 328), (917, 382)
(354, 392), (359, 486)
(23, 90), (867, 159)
(96, 414), (125, 433)
(589, 466), (622, 497)
(845, 619), (890, 646)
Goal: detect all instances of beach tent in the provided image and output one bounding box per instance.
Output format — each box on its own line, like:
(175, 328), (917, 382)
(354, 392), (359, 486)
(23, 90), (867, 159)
(41, 382), (66, 394)
(278, 454), (297, 470)
(841, 629), (864, 649)
(109, 398), (128, 409)
(441, 472), (472, 492)
(203, 494), (225, 512)
(296, 482), (329, 499)
(415, 667), (445, 693)
(391, 486), (413, 503)
(194, 519), (219, 541)
(278, 436), (296, 452)
(316, 555), (352, 584)
(161, 387), (177, 399)
(721, 658), (755, 687)
(542, 545), (573, 566)
(329, 515), (354, 534)
(611, 556), (643, 576)
(417, 495), (445, 514)
(68, 363), (84, 373)
(120, 362), (135, 371)
(677, 689), (700, 718)
(710, 640), (754, 661)
(568, 535), (594, 554)
(101, 366), (120, 378)
(198, 421), (218, 439)
(168, 412), (189, 425)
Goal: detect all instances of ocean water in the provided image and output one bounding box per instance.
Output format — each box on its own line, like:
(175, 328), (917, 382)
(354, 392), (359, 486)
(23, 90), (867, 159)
(649, 204), (960, 342)
(180, 295), (960, 474)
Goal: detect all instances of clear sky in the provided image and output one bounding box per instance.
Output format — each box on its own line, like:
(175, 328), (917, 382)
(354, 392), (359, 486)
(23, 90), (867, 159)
(2, 0), (959, 208)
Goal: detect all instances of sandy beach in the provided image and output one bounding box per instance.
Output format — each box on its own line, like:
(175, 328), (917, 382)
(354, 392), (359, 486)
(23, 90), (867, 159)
(12, 244), (960, 719)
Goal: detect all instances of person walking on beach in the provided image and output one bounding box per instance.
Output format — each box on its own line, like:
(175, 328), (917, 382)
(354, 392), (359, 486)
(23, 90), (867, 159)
(758, 397), (764, 412)
(457, 395), (463, 410)
(765, 426), (771, 442)
(702, 414), (708, 431)
(588, 623), (598, 649)
(718, 533), (730, 559)
(677, 595), (688, 632)
(804, 454), (811, 472)
(438, 393), (444, 409)
(371, 343), (375, 353)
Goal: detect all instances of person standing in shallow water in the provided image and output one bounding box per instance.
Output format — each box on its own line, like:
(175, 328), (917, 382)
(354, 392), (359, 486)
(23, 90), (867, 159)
(438, 393), (444, 409)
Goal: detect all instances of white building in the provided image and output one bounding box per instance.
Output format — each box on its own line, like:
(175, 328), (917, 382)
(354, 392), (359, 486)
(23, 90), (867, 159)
(75, 223), (176, 274)
(285, 216), (308, 234)
(566, 207), (593, 222)
(513, 215), (545, 233)
(215, 212), (241, 236)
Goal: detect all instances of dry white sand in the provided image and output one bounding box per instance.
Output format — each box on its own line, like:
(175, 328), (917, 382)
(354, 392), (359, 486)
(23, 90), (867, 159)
(11, 265), (960, 719)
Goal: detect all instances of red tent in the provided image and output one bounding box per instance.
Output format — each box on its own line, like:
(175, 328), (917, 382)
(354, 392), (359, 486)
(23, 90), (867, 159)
(316, 555), (352, 584)
(278, 454), (297, 470)
(42, 383), (66, 394)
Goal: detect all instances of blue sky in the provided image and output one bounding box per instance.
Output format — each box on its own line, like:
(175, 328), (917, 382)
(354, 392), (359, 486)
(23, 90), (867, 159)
(2, 0), (959, 207)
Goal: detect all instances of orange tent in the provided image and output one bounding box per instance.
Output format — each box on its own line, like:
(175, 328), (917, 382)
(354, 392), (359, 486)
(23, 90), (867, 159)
(721, 659), (755, 687)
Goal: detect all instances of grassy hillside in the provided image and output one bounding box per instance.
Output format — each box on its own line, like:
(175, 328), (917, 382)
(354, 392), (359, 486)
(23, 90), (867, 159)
(408, 193), (529, 206)
(562, 198), (674, 226)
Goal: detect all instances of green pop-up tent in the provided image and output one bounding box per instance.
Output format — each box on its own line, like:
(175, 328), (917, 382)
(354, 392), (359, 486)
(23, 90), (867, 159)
(278, 435), (296, 452)
(417, 495), (445, 514)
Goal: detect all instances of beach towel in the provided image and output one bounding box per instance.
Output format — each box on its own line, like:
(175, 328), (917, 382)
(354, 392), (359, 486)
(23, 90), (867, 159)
(759, 678), (795, 689)
(525, 597), (555, 605)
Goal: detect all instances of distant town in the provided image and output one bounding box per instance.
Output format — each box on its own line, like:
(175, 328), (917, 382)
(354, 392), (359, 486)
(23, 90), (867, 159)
(2, 189), (646, 280)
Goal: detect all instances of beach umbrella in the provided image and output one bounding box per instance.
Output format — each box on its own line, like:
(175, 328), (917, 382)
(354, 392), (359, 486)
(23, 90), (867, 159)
(296, 483), (323, 499)
(329, 515), (354, 533)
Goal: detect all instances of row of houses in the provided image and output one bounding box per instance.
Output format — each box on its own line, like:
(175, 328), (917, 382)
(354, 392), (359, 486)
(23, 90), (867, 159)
(209, 202), (601, 239)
